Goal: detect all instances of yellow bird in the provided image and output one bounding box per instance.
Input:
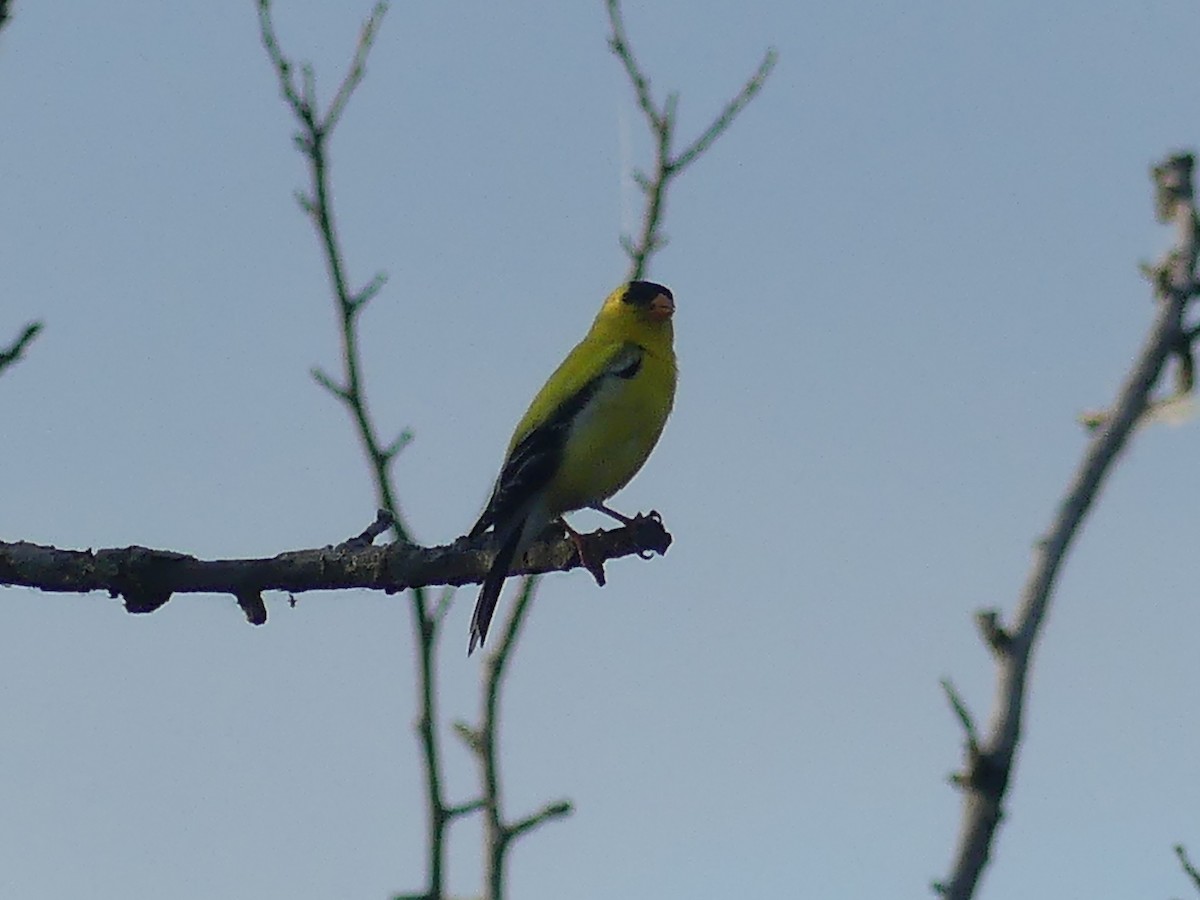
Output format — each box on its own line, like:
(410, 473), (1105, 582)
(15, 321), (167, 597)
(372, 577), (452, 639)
(467, 280), (677, 654)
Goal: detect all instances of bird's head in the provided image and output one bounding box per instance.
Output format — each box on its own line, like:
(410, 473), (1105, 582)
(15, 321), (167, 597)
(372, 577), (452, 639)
(622, 280), (675, 321)
(593, 280), (675, 348)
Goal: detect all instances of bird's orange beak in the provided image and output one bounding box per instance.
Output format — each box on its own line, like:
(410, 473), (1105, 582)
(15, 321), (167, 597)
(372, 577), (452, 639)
(648, 292), (675, 321)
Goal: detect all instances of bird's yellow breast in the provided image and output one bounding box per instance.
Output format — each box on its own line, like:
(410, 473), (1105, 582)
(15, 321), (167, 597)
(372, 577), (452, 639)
(545, 342), (676, 513)
(500, 283), (677, 519)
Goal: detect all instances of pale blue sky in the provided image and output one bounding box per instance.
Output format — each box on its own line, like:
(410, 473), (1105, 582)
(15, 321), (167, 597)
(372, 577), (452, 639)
(3, 2), (1200, 898)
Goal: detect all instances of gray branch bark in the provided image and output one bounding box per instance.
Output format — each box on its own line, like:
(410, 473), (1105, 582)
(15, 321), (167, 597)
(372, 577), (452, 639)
(936, 152), (1200, 898)
(0, 515), (673, 624)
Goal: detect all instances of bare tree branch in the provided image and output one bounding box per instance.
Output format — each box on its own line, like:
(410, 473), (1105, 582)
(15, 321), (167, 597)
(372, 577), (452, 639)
(0, 321), (42, 377)
(935, 152), (1200, 899)
(605, 0), (776, 281)
(257, 6), (526, 894)
(0, 516), (673, 621)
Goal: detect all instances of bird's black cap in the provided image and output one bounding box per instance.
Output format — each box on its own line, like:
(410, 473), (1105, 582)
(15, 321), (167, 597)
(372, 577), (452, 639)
(623, 280), (672, 307)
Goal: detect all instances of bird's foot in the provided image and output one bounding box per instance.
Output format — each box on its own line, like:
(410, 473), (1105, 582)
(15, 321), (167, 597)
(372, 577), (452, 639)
(589, 501), (635, 526)
(630, 510), (663, 558)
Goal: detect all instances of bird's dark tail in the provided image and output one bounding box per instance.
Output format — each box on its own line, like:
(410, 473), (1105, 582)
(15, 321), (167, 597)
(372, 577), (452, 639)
(468, 518), (527, 655)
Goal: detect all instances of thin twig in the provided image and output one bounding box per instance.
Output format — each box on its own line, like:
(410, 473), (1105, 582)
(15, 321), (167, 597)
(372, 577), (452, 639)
(508, 801), (573, 841)
(672, 51), (777, 173)
(445, 799), (486, 819)
(973, 610), (1010, 656)
(255, 4), (464, 895)
(258, 0), (413, 543)
(466, 577), (573, 900)
(605, 0), (776, 281)
(0, 321), (43, 377)
(339, 508), (396, 549)
(464, 7), (775, 897)
(1176, 844), (1200, 895)
(936, 153), (1200, 899)
(939, 678), (980, 760)
(482, 577), (534, 900)
(325, 3), (387, 136)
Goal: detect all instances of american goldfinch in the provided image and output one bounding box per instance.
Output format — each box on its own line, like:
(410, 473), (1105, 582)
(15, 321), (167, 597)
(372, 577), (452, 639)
(467, 280), (677, 654)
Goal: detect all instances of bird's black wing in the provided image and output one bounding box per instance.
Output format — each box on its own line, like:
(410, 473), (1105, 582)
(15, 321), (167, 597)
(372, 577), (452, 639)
(468, 343), (643, 538)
